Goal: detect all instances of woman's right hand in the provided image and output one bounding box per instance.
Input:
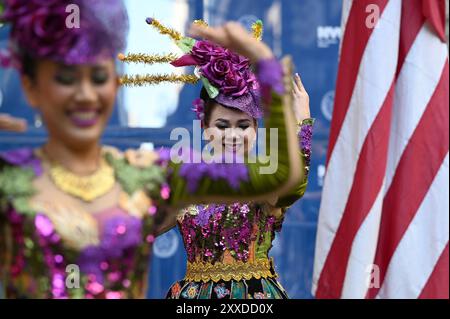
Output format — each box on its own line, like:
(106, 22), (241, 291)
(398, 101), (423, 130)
(188, 22), (274, 63)
(0, 114), (27, 132)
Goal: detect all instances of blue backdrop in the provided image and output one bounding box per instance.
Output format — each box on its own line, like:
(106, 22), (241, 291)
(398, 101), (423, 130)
(0, 0), (342, 299)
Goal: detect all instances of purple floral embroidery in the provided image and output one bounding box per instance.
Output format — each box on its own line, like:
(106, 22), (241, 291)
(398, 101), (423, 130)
(194, 204), (225, 228)
(179, 161), (249, 194)
(0, 148), (42, 176)
(298, 120), (314, 169)
(179, 203), (269, 263)
(299, 124), (313, 154)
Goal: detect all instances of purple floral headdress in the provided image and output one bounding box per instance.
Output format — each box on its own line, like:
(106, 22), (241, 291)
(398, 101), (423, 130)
(171, 39), (263, 119)
(0, 0), (129, 70)
(118, 18), (264, 119)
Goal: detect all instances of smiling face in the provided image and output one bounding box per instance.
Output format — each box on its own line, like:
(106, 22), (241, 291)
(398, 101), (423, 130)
(203, 102), (257, 156)
(21, 58), (119, 149)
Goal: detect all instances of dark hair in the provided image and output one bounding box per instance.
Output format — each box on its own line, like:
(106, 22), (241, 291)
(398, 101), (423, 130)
(20, 51), (38, 79)
(200, 87), (218, 126)
(200, 87), (257, 127)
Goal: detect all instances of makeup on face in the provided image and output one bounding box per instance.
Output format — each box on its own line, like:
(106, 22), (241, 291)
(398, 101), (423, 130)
(28, 59), (117, 147)
(213, 118), (253, 154)
(53, 63), (112, 129)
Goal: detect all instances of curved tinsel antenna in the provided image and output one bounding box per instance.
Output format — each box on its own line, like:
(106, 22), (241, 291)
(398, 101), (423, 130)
(145, 17), (183, 41)
(118, 18), (197, 86)
(119, 74), (199, 87)
(252, 20), (264, 41)
(118, 53), (179, 65)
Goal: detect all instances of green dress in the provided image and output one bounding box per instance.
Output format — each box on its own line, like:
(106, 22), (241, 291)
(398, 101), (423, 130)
(166, 118), (314, 299)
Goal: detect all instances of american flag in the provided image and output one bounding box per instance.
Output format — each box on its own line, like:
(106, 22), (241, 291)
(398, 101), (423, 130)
(312, 0), (449, 298)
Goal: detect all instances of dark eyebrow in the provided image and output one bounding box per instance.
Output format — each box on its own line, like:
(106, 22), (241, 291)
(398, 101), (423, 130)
(215, 118), (230, 123)
(57, 64), (76, 72)
(91, 64), (108, 71)
(237, 119), (251, 124)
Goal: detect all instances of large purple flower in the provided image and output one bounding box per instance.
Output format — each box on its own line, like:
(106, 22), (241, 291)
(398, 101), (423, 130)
(227, 50), (250, 72)
(191, 41), (227, 65)
(201, 57), (233, 87)
(221, 70), (250, 97)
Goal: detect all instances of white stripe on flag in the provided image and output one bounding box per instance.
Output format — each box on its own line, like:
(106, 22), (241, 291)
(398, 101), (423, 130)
(340, 182), (385, 298)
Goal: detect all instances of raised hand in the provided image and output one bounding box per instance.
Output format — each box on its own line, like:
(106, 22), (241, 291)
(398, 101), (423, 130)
(292, 73), (311, 123)
(0, 113), (27, 132)
(188, 22), (274, 63)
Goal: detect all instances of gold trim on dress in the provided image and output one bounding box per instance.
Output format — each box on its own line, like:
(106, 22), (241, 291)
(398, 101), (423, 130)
(184, 258), (277, 283)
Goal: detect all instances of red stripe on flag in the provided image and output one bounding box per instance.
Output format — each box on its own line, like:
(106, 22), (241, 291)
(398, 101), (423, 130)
(326, 0), (388, 166)
(396, 0), (424, 76)
(315, 83), (396, 298)
(422, 0), (447, 42)
(367, 61), (450, 299)
(419, 243), (449, 299)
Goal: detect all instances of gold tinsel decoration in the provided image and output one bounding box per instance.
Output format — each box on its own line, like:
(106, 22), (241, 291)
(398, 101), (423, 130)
(193, 19), (209, 28)
(252, 20), (264, 41)
(117, 53), (178, 64)
(146, 17), (182, 41)
(119, 74), (199, 87)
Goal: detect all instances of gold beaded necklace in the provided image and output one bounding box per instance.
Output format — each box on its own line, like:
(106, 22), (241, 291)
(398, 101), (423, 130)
(42, 148), (116, 202)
